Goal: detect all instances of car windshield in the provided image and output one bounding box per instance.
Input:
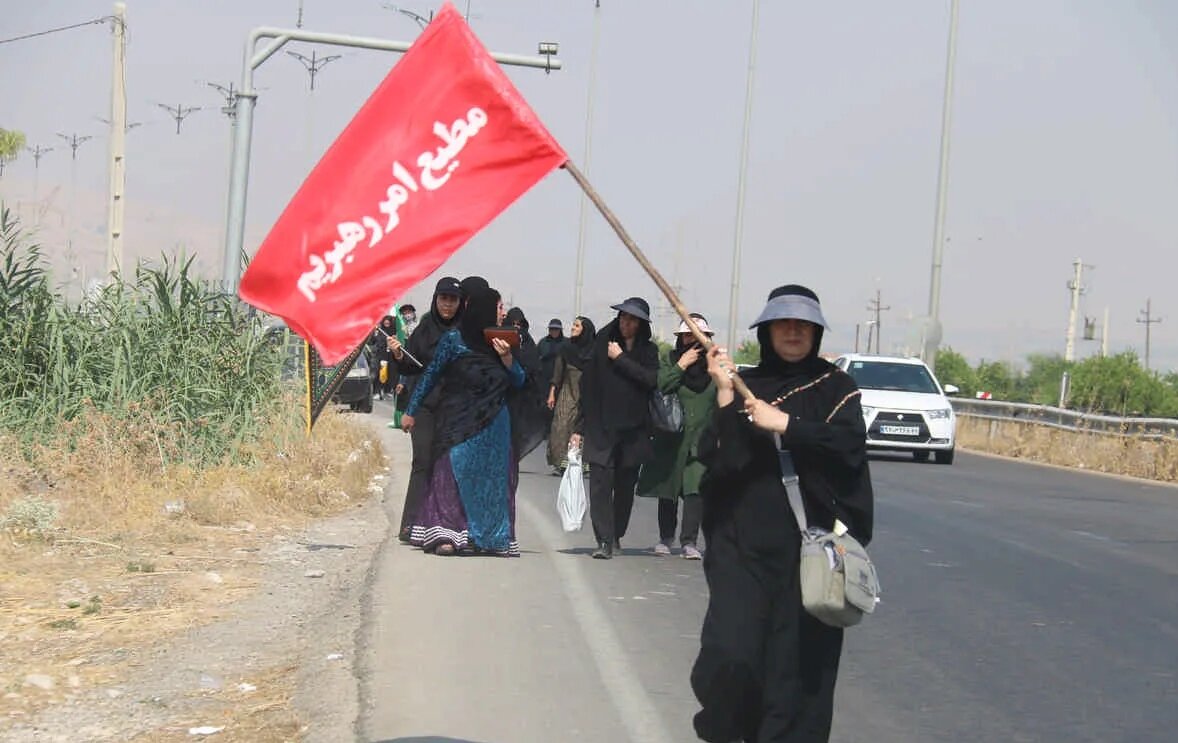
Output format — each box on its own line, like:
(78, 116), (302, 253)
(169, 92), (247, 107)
(846, 361), (940, 394)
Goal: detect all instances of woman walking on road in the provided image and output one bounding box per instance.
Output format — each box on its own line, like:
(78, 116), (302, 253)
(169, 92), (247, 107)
(690, 284), (873, 743)
(388, 277), (463, 542)
(400, 286), (540, 557)
(370, 315), (398, 401)
(571, 298), (659, 560)
(636, 313), (717, 561)
(546, 316), (596, 476)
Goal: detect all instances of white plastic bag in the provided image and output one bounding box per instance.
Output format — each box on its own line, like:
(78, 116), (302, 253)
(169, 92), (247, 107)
(557, 444), (586, 532)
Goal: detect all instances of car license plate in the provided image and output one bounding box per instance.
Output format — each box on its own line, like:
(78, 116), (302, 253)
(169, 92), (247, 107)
(880, 424), (920, 436)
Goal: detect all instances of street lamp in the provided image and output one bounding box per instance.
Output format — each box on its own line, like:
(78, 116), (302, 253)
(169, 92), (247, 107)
(381, 3), (432, 30)
(538, 41), (559, 75)
(726, 0), (760, 350)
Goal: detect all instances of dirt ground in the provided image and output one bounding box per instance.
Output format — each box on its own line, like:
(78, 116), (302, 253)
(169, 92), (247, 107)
(0, 417), (401, 743)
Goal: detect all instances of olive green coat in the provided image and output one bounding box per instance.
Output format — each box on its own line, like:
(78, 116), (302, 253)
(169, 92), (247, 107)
(636, 352), (717, 500)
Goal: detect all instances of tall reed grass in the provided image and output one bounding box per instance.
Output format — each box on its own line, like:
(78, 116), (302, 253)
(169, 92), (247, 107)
(0, 206), (284, 467)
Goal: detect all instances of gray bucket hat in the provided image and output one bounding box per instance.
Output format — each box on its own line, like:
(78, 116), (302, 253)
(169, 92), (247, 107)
(749, 293), (830, 330)
(610, 297), (651, 323)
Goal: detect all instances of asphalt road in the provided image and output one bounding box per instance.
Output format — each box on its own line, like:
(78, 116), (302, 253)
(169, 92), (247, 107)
(359, 405), (1178, 742)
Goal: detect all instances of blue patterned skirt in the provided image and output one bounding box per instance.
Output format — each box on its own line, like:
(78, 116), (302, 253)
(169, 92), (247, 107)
(409, 406), (519, 556)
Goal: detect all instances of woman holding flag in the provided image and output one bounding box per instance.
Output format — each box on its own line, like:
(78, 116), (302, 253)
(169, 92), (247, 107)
(388, 277), (463, 541)
(400, 284), (540, 556)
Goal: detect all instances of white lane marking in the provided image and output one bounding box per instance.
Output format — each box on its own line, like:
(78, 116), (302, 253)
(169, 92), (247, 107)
(519, 496), (674, 743)
(949, 499), (984, 508)
(1071, 529), (1111, 542)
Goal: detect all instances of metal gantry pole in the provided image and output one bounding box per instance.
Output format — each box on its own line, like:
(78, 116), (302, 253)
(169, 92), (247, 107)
(220, 26), (562, 293)
(726, 0), (760, 350)
(572, 0), (602, 317)
(922, 0), (960, 373)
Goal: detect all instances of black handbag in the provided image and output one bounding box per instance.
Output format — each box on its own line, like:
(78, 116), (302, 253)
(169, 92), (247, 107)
(649, 390), (685, 433)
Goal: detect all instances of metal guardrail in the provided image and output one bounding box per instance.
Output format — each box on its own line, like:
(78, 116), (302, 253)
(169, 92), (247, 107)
(950, 398), (1178, 441)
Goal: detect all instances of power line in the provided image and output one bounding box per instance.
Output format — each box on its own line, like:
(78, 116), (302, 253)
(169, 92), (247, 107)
(0, 16), (111, 45)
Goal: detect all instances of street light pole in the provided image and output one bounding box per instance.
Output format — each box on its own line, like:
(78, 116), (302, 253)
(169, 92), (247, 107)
(381, 4), (432, 30)
(156, 102), (203, 134)
(287, 50), (342, 169)
(572, 0), (602, 317)
(726, 0), (760, 350)
(57, 132), (94, 294)
(922, 0), (960, 373)
(25, 144), (54, 225)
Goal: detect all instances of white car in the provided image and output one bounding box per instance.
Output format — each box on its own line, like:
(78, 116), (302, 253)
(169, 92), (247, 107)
(833, 354), (958, 464)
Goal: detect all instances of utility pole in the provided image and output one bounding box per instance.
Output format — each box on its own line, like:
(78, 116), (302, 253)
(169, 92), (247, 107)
(1137, 299), (1162, 371)
(1102, 306), (1110, 358)
(726, 0), (760, 349)
(1063, 257), (1086, 362)
(106, 1), (128, 277)
(922, 0), (961, 373)
(867, 290), (891, 354)
(156, 103), (202, 134)
(57, 132), (95, 295)
(25, 144), (54, 224)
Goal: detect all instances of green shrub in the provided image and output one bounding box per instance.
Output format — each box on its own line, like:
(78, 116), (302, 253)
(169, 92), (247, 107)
(0, 205), (284, 466)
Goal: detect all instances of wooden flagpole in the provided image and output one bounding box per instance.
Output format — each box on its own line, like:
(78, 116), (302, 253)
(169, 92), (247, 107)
(563, 161), (754, 401)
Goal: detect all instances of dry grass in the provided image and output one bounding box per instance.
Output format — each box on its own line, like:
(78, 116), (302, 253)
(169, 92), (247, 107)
(0, 404), (385, 733)
(957, 415), (1178, 482)
(124, 664), (306, 743)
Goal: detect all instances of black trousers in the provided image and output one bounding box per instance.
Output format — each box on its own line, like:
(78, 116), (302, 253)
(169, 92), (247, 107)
(372, 360), (395, 396)
(588, 462), (640, 546)
(397, 406), (436, 534)
(691, 529), (844, 742)
(658, 493), (702, 546)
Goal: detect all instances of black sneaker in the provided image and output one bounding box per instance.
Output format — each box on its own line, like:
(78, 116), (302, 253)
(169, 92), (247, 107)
(591, 542), (613, 560)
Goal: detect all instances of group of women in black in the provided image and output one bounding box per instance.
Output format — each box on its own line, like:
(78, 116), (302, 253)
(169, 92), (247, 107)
(385, 279), (874, 742)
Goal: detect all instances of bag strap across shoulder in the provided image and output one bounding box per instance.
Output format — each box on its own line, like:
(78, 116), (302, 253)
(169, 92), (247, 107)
(778, 451), (809, 535)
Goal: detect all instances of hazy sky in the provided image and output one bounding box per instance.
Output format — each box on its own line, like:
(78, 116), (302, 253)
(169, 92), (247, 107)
(2, 1), (1176, 370)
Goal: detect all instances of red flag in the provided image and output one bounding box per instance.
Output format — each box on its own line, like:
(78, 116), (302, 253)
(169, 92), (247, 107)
(239, 2), (568, 364)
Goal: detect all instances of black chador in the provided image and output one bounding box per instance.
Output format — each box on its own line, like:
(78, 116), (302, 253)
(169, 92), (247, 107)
(691, 285), (874, 743)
